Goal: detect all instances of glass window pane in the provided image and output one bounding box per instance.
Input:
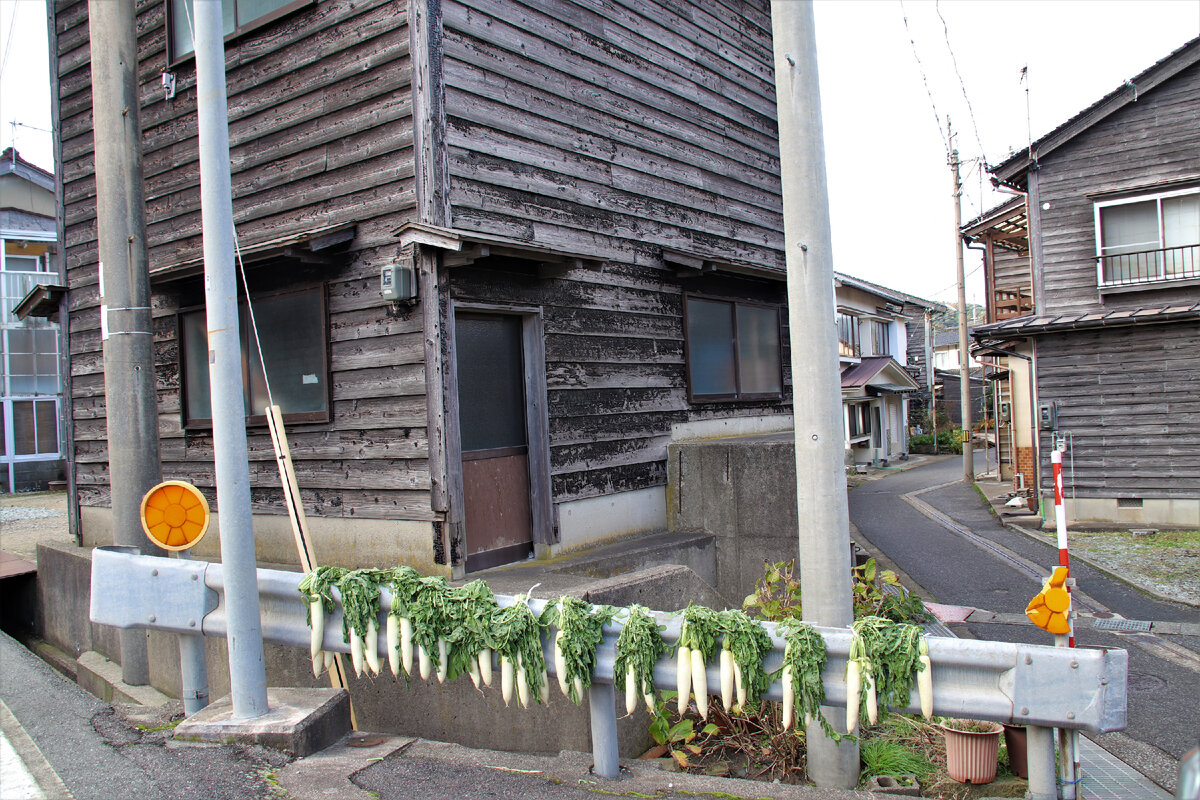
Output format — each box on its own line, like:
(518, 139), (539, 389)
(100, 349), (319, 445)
(1163, 193), (1200, 276)
(13, 401), (36, 455)
(686, 298), (736, 397)
(247, 291), (327, 417)
(2, 254), (41, 272)
(7, 328), (31, 354)
(35, 400), (58, 454)
(735, 306), (781, 395)
(455, 315), (526, 452)
(171, 0), (235, 58)
(238, 0), (291, 26)
(182, 310), (213, 422)
(1101, 200), (1159, 252)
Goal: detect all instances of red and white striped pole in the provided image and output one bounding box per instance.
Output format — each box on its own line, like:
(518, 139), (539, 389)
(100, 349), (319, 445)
(1051, 447), (1080, 799)
(1051, 448), (1074, 647)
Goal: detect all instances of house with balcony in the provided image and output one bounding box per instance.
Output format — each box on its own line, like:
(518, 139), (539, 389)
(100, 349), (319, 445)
(832, 272), (929, 467)
(1, 148), (63, 492)
(968, 36), (1200, 526)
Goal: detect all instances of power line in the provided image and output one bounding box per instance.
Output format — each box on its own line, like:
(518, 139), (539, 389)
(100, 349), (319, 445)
(934, 0), (987, 163)
(0, 1), (20, 81)
(898, 0), (948, 155)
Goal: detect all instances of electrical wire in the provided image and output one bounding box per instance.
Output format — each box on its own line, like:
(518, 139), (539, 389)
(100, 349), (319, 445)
(935, 0), (987, 163)
(898, 0), (948, 154)
(0, 1), (19, 81)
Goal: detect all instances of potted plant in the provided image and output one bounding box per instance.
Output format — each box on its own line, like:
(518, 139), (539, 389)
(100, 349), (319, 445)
(940, 718), (1004, 784)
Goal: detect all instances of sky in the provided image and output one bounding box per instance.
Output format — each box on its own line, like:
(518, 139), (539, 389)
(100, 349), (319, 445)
(2, 0), (1199, 308)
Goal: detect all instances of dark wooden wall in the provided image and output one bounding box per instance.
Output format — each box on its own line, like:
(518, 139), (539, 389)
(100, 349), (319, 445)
(54, 0), (428, 520)
(449, 261), (791, 507)
(1036, 322), (1200, 499)
(1035, 59), (1200, 316)
(439, 0), (784, 270)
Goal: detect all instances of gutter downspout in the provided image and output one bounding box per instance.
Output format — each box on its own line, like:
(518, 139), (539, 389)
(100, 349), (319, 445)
(974, 342), (1039, 506)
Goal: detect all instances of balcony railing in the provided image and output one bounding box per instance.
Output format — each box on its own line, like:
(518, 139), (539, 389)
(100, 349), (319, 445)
(1099, 243), (1200, 289)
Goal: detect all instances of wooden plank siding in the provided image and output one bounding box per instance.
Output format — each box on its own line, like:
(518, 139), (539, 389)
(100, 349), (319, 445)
(52, 0), (429, 521)
(1033, 59), (1200, 317)
(439, 0), (783, 270)
(1035, 323), (1200, 498)
(437, 0), (791, 510)
(448, 262), (791, 505)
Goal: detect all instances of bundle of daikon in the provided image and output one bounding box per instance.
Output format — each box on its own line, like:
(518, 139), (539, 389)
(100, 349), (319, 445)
(542, 596), (616, 705)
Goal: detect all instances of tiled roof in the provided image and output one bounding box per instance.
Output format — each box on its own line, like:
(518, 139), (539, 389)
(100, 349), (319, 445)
(972, 302), (1200, 338)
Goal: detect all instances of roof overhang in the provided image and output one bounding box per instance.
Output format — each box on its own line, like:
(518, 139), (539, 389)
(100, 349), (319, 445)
(150, 223), (357, 281)
(13, 282), (66, 320)
(971, 303), (1200, 341)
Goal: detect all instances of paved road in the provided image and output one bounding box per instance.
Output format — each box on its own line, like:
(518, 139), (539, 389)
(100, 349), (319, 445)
(848, 454), (1200, 769)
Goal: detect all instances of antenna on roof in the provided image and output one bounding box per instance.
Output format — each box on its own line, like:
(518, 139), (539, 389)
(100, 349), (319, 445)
(1020, 65), (1034, 165)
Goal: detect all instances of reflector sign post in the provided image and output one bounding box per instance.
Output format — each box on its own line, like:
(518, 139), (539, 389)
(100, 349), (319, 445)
(141, 480), (210, 551)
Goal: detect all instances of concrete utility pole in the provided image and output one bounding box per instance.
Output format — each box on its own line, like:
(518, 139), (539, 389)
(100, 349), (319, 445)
(193, 0), (269, 719)
(87, 0), (163, 686)
(949, 122), (974, 482)
(769, 1), (858, 788)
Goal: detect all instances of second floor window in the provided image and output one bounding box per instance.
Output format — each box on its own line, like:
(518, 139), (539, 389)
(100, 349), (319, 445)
(870, 321), (889, 357)
(1097, 188), (1199, 287)
(836, 312), (859, 358)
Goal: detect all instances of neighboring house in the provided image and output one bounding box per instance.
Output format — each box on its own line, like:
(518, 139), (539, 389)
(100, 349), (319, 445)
(832, 272), (932, 466)
(968, 36), (1200, 526)
(1, 148), (63, 492)
(50, 0), (806, 575)
(932, 329), (984, 372)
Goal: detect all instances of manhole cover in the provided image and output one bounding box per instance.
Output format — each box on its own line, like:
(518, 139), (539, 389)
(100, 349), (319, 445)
(1091, 617), (1152, 632)
(1127, 672), (1166, 693)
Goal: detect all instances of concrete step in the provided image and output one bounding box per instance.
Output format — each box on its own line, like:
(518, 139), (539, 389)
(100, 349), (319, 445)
(75, 650), (173, 707)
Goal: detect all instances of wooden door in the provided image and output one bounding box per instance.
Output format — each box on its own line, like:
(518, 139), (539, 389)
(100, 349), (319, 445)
(455, 313), (534, 572)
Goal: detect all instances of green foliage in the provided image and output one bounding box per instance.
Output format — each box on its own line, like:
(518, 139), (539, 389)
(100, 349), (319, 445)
(648, 691), (720, 769)
(490, 596), (547, 704)
(541, 597), (616, 704)
(717, 609), (774, 706)
(614, 605), (666, 702)
(742, 561), (804, 622)
(859, 738), (934, 783)
(297, 565), (346, 624)
(441, 580), (499, 681)
(337, 569), (386, 641)
(851, 559), (930, 624)
(849, 616), (925, 729)
(678, 604), (722, 660)
(778, 619), (836, 739)
(909, 428), (965, 454)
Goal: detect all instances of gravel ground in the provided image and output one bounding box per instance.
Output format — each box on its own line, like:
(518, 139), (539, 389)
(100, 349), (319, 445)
(0, 490), (71, 562)
(1021, 526), (1200, 607)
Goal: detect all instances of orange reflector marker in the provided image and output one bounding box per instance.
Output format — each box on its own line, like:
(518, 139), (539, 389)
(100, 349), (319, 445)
(141, 480), (210, 551)
(1026, 565), (1071, 635)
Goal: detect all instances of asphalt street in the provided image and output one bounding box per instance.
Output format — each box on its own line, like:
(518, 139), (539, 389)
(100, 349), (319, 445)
(848, 453), (1200, 767)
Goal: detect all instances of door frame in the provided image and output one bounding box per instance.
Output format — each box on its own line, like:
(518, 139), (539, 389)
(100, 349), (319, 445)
(445, 301), (554, 570)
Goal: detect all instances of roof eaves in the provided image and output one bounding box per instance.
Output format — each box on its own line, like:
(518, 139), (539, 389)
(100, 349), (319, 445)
(989, 36), (1200, 184)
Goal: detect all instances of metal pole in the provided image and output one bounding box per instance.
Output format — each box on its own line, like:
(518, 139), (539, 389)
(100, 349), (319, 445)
(949, 124), (974, 481)
(1051, 446), (1079, 798)
(175, 550), (209, 715)
(769, 1), (858, 787)
(87, 0), (164, 686)
(1025, 725), (1057, 800)
(587, 683), (619, 779)
(192, 0), (269, 719)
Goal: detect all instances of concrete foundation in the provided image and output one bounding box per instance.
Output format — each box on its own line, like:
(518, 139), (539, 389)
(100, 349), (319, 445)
(1042, 495), (1200, 529)
(173, 687), (350, 757)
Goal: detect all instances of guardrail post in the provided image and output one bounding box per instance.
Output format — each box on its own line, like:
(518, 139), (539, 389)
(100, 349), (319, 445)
(1026, 725), (1057, 800)
(178, 633), (210, 715)
(588, 683), (619, 779)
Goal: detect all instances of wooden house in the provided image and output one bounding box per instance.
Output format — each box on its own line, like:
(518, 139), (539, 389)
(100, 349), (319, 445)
(968, 36), (1200, 526)
(50, 0), (807, 575)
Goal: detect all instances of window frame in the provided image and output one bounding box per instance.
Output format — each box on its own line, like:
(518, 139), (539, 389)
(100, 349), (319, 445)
(682, 293), (784, 404)
(1094, 185), (1200, 288)
(165, 0), (316, 66)
(177, 284), (330, 429)
(836, 310), (860, 358)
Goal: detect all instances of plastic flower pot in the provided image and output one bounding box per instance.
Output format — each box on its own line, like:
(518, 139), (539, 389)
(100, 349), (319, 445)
(1003, 723), (1028, 779)
(941, 719), (1003, 784)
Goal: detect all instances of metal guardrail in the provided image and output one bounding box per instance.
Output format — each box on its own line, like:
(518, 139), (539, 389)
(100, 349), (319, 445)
(90, 548), (1127, 795)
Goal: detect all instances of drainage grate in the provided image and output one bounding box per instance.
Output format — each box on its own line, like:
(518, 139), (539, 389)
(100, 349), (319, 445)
(1091, 617), (1152, 632)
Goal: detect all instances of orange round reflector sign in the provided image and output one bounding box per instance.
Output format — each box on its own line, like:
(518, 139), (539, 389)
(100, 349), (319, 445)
(141, 480), (210, 551)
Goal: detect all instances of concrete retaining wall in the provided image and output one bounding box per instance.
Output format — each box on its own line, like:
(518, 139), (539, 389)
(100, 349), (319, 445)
(668, 435), (830, 604)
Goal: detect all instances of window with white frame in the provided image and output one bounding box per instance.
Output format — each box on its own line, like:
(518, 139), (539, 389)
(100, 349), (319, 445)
(1096, 188), (1200, 287)
(836, 312), (859, 358)
(870, 320), (889, 357)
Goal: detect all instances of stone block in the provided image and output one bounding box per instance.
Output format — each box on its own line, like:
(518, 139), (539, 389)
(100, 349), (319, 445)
(173, 687), (350, 757)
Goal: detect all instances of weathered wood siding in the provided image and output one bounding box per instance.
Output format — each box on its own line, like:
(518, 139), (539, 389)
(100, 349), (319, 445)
(1035, 59), (1200, 316)
(440, 0), (783, 270)
(54, 0), (427, 520)
(449, 262), (790, 505)
(1035, 322), (1200, 498)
